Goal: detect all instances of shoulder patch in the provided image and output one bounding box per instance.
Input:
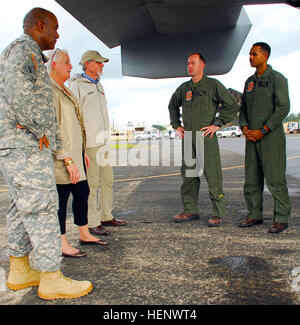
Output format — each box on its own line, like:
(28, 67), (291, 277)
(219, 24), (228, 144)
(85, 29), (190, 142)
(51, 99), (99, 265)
(185, 90), (193, 102)
(247, 81), (255, 93)
(31, 54), (38, 71)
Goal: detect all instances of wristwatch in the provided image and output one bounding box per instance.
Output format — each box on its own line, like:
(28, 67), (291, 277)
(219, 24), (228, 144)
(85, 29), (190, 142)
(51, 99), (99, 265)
(214, 122), (222, 127)
(64, 159), (73, 166)
(261, 127), (268, 135)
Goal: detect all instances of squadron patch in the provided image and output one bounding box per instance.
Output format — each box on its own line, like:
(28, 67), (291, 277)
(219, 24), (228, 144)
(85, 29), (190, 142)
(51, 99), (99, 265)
(247, 81), (254, 93)
(185, 90), (193, 102)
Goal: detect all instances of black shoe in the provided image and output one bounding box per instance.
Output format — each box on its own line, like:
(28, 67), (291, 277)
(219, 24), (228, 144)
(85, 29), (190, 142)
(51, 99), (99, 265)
(79, 238), (109, 246)
(62, 250), (87, 258)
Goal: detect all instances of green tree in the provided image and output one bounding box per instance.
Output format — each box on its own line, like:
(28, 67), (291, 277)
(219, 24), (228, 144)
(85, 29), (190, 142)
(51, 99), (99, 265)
(283, 113), (300, 122)
(152, 124), (166, 131)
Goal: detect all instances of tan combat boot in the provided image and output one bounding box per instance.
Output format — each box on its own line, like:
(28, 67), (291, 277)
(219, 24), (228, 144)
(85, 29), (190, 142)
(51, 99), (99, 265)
(38, 270), (93, 300)
(6, 255), (40, 290)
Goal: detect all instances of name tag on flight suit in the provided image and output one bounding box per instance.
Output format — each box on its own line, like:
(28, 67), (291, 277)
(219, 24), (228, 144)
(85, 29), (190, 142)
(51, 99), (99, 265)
(258, 81), (269, 87)
(196, 91), (207, 96)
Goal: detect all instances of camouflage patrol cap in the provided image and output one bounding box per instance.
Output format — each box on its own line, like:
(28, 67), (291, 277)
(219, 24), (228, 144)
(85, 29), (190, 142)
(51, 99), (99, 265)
(79, 50), (109, 65)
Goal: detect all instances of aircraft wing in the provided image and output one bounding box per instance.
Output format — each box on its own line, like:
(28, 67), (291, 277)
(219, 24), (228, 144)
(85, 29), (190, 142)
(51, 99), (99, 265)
(55, 0), (299, 78)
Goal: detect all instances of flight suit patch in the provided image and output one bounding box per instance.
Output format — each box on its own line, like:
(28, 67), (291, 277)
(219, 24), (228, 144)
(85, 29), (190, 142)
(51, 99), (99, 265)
(185, 90), (193, 101)
(247, 81), (255, 92)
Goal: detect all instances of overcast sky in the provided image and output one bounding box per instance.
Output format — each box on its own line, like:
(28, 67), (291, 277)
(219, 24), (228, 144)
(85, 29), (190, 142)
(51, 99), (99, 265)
(0, 1), (299, 128)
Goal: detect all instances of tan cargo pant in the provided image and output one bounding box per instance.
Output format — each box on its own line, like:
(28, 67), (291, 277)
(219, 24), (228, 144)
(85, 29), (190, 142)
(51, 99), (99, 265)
(86, 145), (114, 228)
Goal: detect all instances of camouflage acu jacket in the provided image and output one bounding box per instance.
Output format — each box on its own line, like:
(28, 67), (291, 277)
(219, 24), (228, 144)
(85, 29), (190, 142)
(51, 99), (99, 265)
(0, 34), (61, 150)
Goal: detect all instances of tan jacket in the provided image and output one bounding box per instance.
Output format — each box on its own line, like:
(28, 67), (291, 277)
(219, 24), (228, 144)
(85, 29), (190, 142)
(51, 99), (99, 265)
(51, 78), (86, 184)
(68, 74), (110, 148)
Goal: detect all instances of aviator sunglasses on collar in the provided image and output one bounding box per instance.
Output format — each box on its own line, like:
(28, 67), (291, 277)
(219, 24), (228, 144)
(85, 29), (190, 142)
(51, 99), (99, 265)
(50, 48), (61, 63)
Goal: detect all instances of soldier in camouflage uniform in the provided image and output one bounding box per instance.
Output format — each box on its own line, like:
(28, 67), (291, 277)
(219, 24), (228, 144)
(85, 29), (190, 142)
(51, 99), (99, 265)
(0, 7), (92, 299)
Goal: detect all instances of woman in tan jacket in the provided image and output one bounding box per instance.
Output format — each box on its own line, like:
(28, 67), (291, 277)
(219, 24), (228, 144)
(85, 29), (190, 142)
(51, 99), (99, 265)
(48, 49), (108, 257)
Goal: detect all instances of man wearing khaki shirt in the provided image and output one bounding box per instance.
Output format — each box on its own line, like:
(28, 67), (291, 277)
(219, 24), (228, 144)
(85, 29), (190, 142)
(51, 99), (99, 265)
(69, 51), (126, 236)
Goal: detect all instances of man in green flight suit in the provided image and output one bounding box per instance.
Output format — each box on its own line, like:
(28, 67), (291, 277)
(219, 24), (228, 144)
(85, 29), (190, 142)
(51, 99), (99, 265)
(239, 42), (291, 234)
(168, 53), (239, 226)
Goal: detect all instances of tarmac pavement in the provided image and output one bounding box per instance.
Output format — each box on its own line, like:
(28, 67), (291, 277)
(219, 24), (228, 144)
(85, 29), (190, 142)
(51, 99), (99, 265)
(0, 137), (299, 309)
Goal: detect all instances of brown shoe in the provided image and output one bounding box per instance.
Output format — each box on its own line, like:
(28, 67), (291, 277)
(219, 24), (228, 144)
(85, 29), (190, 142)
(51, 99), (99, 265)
(207, 216), (223, 227)
(239, 218), (263, 228)
(89, 225), (110, 236)
(268, 222), (288, 234)
(101, 218), (127, 227)
(173, 212), (199, 223)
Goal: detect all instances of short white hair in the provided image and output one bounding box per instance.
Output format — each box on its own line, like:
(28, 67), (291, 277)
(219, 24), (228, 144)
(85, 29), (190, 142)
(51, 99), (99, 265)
(46, 48), (69, 73)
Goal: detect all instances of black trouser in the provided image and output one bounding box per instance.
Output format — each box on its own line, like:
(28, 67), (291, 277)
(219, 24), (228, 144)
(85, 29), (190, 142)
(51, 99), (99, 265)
(56, 180), (90, 235)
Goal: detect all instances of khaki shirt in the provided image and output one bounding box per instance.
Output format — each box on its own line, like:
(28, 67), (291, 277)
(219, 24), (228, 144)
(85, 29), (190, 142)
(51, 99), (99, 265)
(51, 78), (86, 185)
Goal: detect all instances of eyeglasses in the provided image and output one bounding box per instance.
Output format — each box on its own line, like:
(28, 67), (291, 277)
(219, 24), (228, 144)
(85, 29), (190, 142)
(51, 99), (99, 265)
(50, 48), (61, 63)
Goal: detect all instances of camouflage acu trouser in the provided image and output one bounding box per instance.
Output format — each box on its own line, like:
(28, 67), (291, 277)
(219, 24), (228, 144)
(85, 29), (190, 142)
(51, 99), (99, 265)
(0, 147), (61, 272)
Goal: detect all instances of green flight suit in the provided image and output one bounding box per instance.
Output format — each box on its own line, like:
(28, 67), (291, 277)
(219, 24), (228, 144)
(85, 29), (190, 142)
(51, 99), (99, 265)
(168, 76), (239, 216)
(239, 65), (291, 223)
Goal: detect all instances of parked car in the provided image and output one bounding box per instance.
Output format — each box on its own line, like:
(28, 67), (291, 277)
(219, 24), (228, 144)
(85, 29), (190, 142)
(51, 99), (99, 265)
(163, 130), (179, 139)
(287, 121), (300, 133)
(216, 126), (242, 138)
(134, 130), (161, 141)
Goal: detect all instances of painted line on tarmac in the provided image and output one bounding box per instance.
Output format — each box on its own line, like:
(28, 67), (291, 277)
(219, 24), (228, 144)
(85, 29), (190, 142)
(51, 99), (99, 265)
(115, 167), (244, 183)
(115, 173), (181, 183)
(222, 165), (244, 170)
(0, 156), (298, 188)
(287, 155), (300, 160)
(115, 155), (300, 183)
